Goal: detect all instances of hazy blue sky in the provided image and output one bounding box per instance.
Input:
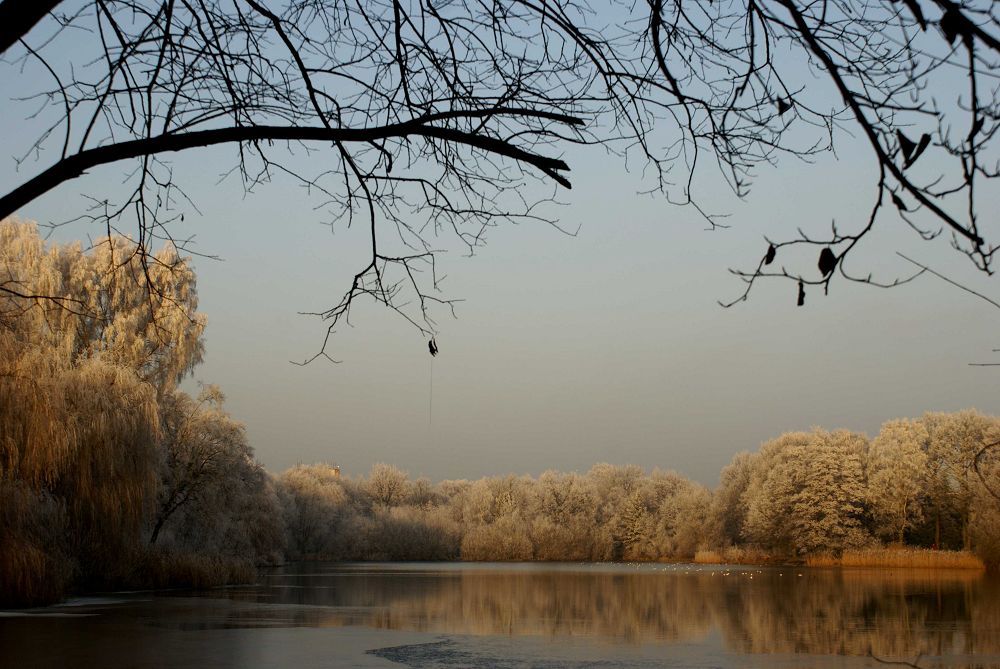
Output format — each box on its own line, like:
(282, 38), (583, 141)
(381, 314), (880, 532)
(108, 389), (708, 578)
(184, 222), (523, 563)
(3, 16), (999, 486)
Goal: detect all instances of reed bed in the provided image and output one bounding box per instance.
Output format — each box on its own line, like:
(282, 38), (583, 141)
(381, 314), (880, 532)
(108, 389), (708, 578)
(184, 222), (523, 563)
(137, 551), (258, 589)
(806, 547), (985, 569)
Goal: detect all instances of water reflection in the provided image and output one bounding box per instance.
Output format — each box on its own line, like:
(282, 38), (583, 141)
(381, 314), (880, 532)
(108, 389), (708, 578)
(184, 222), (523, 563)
(4, 563), (999, 668)
(227, 563), (999, 657)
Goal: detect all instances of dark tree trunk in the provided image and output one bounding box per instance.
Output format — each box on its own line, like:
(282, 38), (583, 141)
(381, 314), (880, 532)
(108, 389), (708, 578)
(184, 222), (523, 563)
(149, 513), (168, 545)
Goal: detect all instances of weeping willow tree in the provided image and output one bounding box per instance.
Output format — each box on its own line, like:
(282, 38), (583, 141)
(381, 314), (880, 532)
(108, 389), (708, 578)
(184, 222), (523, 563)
(0, 217), (205, 604)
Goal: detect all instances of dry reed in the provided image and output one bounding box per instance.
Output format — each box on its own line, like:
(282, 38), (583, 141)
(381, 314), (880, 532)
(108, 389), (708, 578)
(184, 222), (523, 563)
(138, 551), (257, 589)
(806, 547), (985, 569)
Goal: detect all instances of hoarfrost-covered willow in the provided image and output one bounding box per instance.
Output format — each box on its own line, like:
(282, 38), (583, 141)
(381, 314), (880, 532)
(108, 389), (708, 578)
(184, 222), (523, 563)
(0, 219), (281, 605)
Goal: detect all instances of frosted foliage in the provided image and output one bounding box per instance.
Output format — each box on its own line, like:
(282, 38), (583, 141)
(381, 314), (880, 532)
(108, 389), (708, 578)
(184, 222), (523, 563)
(275, 464), (462, 560)
(365, 463), (409, 507)
(529, 471), (598, 560)
(920, 410), (1000, 550)
(587, 463), (644, 505)
(461, 515), (534, 561)
(709, 451), (755, 546)
(456, 475), (533, 526)
(0, 310), (159, 602)
(0, 218), (205, 393)
(534, 472), (595, 523)
(743, 430), (870, 554)
(274, 462), (717, 562)
(970, 448), (1000, 567)
(373, 506), (460, 560)
(0, 336), (160, 530)
(868, 419), (929, 543)
(657, 477), (712, 558)
(150, 387), (255, 545)
(158, 459), (284, 566)
(1, 217), (202, 557)
(923, 411), (990, 506)
(277, 464), (350, 559)
(273, 409), (1000, 565)
(968, 442), (1000, 566)
(405, 478), (443, 507)
(0, 221), (187, 598)
(136, 384), (286, 566)
(0, 479), (71, 605)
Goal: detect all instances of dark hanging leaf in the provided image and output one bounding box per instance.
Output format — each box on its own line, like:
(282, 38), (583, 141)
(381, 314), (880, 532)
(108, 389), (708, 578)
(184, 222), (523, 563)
(939, 8), (963, 45)
(764, 244), (777, 265)
(904, 133), (931, 168)
(428, 338), (439, 357)
(818, 247), (838, 277)
(797, 280), (805, 307)
(777, 98), (792, 116)
(891, 193), (908, 212)
(897, 130), (917, 163)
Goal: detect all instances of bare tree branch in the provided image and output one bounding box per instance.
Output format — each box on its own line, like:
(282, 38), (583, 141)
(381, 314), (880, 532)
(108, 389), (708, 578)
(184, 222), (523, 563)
(2, 0), (999, 356)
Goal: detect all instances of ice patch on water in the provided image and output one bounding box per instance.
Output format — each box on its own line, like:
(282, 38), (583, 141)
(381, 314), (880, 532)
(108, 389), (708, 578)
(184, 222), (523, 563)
(0, 595), (141, 616)
(56, 597), (135, 607)
(369, 639), (678, 668)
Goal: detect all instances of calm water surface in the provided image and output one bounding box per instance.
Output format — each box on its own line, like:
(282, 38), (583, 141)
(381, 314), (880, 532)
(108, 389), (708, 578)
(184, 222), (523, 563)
(2, 562), (999, 668)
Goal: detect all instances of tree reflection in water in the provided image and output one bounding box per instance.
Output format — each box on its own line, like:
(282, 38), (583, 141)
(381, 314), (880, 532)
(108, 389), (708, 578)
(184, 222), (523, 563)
(240, 564), (1000, 658)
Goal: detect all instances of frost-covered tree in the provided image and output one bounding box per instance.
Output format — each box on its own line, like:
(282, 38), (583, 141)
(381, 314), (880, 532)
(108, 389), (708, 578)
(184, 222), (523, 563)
(156, 458), (285, 575)
(709, 451), (755, 547)
(453, 475), (535, 560)
(970, 424), (1000, 566)
(405, 477), (445, 508)
(653, 473), (712, 558)
(460, 515), (534, 561)
(921, 410), (996, 549)
(0, 218), (206, 602)
(0, 218), (204, 394)
(149, 386), (255, 545)
(0, 219), (283, 602)
(587, 463), (644, 560)
(276, 464), (350, 559)
(744, 430), (870, 555)
(868, 419), (929, 544)
(619, 490), (658, 560)
(529, 471), (598, 561)
(365, 462), (409, 508)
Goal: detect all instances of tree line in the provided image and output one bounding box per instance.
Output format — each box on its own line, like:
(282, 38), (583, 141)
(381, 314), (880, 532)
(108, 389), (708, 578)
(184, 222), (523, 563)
(276, 413), (1000, 568)
(2, 217), (999, 607)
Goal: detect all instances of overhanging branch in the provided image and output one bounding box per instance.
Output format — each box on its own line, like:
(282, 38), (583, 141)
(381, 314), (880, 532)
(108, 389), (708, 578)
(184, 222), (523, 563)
(0, 111), (582, 220)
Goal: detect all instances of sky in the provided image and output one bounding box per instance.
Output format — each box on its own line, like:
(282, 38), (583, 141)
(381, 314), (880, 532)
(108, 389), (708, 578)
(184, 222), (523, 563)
(3, 8), (999, 487)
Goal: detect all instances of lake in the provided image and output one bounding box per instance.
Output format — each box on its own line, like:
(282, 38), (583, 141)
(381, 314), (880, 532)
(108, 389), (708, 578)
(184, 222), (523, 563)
(2, 562), (999, 668)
